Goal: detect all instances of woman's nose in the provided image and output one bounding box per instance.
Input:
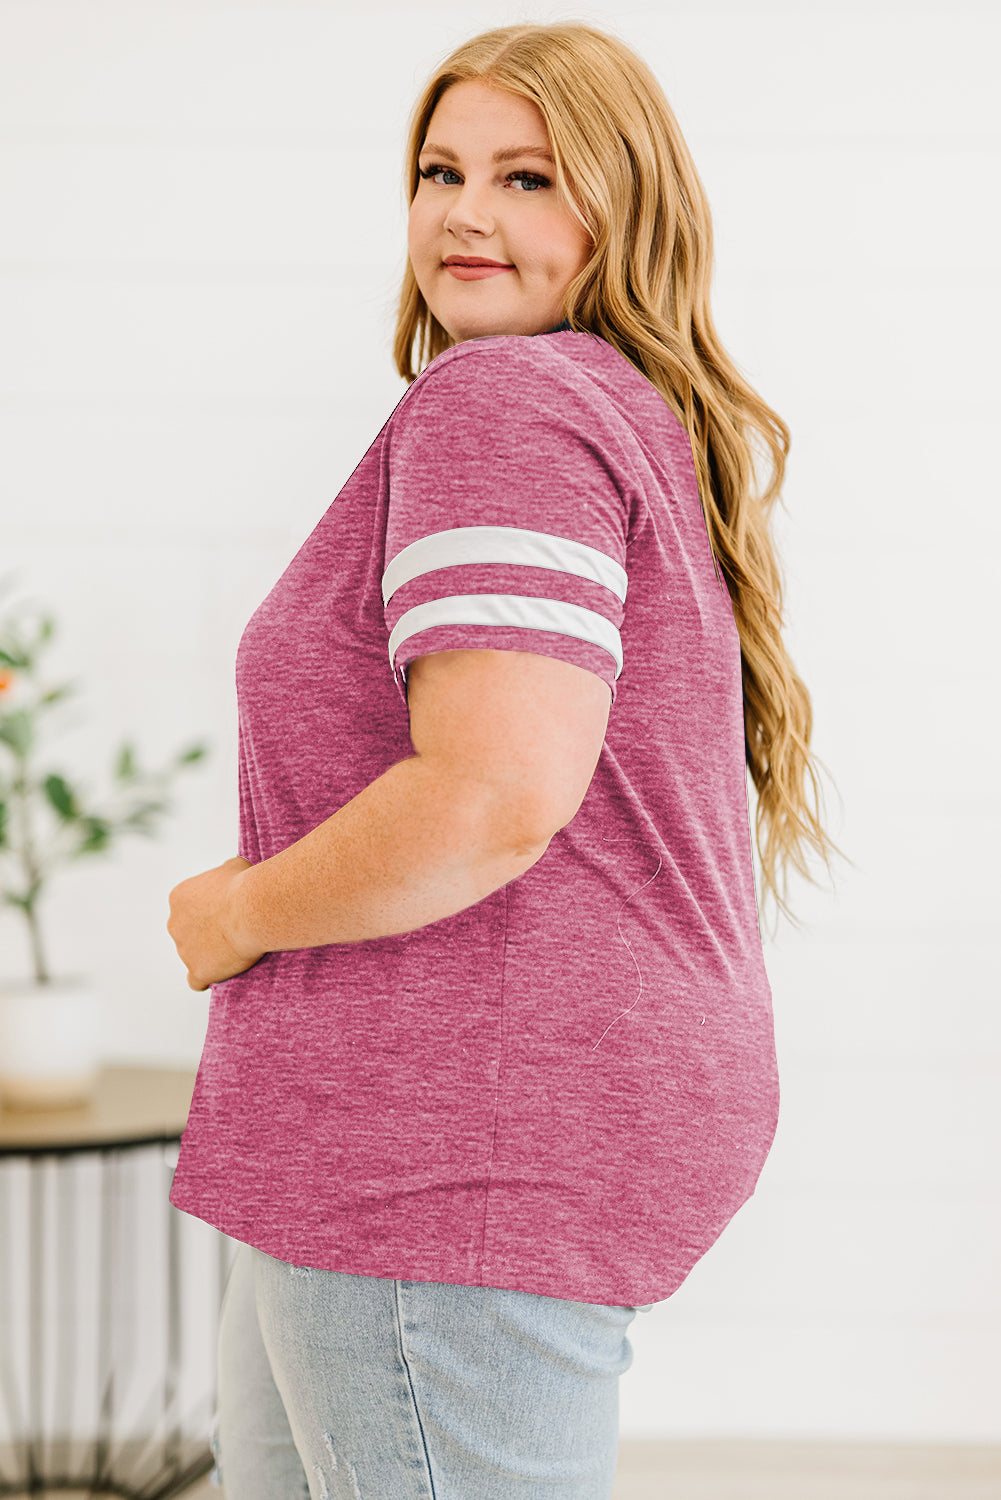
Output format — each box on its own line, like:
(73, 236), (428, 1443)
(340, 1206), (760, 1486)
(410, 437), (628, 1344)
(443, 181), (494, 237)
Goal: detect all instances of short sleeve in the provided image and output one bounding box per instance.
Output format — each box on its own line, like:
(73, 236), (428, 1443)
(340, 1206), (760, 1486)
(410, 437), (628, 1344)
(382, 340), (631, 710)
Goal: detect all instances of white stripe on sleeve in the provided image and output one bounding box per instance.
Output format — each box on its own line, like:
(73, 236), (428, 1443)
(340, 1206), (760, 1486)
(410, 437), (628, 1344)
(387, 594), (623, 679)
(381, 526), (628, 607)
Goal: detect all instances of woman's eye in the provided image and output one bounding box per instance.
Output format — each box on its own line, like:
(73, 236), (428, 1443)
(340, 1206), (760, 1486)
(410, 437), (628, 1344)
(419, 165), (461, 186)
(420, 166), (462, 186)
(509, 171), (549, 191)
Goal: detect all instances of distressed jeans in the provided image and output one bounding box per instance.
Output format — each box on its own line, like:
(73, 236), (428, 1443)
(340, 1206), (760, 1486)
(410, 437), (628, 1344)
(212, 1242), (652, 1500)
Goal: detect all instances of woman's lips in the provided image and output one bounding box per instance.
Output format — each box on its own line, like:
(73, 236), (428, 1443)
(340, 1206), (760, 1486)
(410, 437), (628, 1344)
(444, 264), (513, 280)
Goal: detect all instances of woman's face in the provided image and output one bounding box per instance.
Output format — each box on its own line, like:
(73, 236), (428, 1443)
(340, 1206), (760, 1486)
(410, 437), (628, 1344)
(408, 79), (593, 343)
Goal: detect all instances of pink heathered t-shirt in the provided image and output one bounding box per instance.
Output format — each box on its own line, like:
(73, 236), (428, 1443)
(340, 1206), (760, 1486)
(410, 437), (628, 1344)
(169, 325), (780, 1307)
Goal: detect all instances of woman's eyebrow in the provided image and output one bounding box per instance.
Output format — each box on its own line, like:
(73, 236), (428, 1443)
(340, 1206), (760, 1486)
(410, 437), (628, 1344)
(420, 142), (555, 165)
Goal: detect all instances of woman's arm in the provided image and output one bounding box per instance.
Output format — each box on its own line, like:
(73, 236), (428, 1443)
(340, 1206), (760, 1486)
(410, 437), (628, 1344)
(167, 647), (610, 990)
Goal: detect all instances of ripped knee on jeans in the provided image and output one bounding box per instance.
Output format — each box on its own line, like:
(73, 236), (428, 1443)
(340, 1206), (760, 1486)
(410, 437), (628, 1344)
(314, 1430), (362, 1500)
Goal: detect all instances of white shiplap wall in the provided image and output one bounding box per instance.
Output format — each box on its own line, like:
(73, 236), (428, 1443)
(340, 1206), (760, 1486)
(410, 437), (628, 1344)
(1, 0), (998, 1446)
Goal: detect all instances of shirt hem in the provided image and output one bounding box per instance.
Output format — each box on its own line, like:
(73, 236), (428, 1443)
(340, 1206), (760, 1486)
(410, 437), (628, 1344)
(168, 1184), (682, 1308)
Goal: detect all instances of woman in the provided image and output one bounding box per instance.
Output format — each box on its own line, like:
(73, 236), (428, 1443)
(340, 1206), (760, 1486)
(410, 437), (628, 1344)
(167, 20), (843, 1500)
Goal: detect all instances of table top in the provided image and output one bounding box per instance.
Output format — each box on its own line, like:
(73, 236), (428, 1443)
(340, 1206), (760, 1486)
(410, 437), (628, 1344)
(0, 1064), (197, 1155)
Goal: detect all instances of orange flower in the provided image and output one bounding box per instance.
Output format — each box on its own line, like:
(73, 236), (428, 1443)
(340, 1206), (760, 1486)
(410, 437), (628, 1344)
(0, 670), (13, 694)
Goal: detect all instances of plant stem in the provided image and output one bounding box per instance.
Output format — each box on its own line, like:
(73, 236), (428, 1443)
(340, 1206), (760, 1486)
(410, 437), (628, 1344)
(12, 754), (49, 984)
(24, 894), (48, 985)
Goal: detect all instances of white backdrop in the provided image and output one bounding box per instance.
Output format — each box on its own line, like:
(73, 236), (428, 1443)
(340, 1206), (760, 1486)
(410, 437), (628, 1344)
(1, 0), (998, 1445)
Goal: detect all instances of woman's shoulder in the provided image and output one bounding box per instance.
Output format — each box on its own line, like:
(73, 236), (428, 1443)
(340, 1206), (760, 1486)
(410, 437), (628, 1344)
(401, 330), (629, 413)
(416, 331), (564, 379)
(396, 332), (676, 462)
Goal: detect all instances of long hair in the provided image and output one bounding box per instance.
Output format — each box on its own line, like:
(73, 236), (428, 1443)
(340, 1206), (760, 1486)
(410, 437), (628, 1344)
(391, 20), (848, 932)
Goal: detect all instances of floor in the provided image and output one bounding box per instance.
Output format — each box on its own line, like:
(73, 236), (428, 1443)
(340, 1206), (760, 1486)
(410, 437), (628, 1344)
(612, 1441), (1001, 1499)
(160, 1439), (1000, 1500)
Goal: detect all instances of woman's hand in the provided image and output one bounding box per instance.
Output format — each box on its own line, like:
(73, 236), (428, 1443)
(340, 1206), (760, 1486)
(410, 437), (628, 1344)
(167, 856), (265, 992)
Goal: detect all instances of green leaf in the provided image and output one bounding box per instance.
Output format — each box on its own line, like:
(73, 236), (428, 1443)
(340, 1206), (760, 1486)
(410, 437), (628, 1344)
(115, 742), (137, 781)
(2, 891), (31, 911)
(0, 710), (32, 757)
(0, 633), (32, 668)
(74, 817), (112, 855)
(124, 798), (170, 820)
(175, 742), (208, 766)
(37, 616), (56, 645)
(43, 773), (78, 820)
(40, 683), (75, 707)
(122, 812), (161, 835)
(0, 800), (7, 847)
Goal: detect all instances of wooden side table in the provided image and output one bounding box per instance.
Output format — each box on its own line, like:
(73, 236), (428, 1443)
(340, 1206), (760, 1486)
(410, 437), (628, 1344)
(0, 1066), (236, 1499)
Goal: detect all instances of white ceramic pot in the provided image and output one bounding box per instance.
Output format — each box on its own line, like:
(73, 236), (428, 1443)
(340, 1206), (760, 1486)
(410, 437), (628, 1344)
(0, 977), (104, 1110)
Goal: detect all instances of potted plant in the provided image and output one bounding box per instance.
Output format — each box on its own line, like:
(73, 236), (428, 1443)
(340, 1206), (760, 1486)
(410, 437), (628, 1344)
(0, 585), (208, 1110)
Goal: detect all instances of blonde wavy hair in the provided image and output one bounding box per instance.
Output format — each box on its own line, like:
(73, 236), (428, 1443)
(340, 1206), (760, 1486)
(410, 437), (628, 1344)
(391, 20), (848, 932)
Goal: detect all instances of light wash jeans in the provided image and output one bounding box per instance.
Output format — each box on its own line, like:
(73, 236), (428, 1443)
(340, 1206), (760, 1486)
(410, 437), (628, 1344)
(212, 1242), (652, 1500)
